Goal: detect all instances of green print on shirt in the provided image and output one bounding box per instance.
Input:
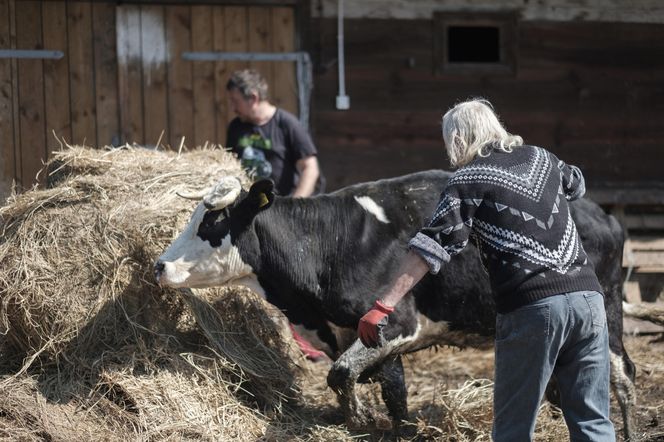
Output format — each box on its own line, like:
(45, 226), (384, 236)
(238, 134), (273, 179)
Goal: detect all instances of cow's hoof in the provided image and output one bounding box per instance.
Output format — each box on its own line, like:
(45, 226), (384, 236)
(347, 407), (392, 432)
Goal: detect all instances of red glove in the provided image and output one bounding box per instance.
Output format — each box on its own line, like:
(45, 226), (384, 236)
(358, 300), (395, 348)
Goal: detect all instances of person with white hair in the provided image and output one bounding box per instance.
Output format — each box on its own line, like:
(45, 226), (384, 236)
(357, 98), (615, 441)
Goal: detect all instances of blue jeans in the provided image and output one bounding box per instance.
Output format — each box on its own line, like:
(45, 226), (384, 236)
(492, 291), (615, 442)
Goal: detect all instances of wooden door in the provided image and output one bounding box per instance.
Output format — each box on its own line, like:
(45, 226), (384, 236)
(0, 1), (297, 194)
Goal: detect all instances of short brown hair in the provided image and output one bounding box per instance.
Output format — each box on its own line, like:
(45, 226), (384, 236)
(226, 69), (269, 101)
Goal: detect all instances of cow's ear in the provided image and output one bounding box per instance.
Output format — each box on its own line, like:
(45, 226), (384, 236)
(248, 179), (275, 211)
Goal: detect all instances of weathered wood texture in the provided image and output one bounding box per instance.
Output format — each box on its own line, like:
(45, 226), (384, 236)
(0, 0), (17, 195)
(0, 2), (297, 191)
(312, 18), (664, 199)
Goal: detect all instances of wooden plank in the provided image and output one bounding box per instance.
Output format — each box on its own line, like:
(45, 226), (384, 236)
(68, 1), (97, 147)
(140, 5), (168, 148)
(212, 6), (228, 145)
(625, 238), (664, 251)
(624, 238), (664, 271)
(92, 2), (120, 147)
(116, 5), (143, 144)
(166, 5), (194, 149)
(248, 6), (273, 98)
(222, 6), (249, 138)
(271, 7), (297, 115)
(15, 1), (46, 188)
(42, 1), (71, 150)
(0, 0), (16, 194)
(191, 5), (216, 147)
(8, 0), (20, 185)
(624, 282), (642, 304)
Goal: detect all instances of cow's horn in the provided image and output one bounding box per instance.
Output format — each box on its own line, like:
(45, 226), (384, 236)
(176, 186), (212, 200)
(203, 176), (242, 210)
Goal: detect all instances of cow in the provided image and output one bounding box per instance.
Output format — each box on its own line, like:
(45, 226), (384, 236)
(154, 170), (636, 440)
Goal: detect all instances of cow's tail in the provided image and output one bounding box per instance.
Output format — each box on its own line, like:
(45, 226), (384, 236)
(606, 214), (638, 441)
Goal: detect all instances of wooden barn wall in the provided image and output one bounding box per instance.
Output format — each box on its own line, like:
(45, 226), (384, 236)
(0, 0), (296, 192)
(311, 17), (664, 196)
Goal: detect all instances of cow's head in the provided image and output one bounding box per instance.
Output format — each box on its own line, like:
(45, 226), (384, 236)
(154, 176), (274, 288)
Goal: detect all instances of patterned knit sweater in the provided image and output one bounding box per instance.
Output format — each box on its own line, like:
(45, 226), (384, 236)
(408, 145), (602, 313)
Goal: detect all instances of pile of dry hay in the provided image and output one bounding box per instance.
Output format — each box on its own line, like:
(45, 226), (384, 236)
(0, 144), (573, 441)
(0, 145), (320, 440)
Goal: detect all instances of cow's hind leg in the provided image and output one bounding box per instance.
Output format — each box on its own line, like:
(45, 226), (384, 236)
(327, 340), (393, 431)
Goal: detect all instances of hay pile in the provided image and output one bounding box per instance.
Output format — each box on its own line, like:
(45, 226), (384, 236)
(0, 145), (310, 440)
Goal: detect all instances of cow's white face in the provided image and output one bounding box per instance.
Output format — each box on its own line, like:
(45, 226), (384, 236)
(155, 178), (275, 289)
(155, 204), (253, 288)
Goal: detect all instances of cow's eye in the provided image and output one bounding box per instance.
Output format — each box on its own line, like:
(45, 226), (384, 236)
(197, 208), (232, 246)
(200, 210), (220, 228)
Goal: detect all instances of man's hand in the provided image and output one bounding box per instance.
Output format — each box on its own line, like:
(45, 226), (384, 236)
(358, 300), (394, 348)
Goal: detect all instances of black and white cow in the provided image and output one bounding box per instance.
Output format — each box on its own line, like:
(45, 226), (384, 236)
(155, 171), (636, 439)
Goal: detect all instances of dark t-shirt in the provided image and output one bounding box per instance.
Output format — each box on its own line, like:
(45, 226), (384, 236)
(226, 108), (322, 196)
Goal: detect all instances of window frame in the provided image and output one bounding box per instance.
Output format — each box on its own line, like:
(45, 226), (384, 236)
(433, 11), (519, 76)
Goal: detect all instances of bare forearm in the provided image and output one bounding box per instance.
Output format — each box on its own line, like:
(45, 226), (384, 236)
(293, 157), (320, 197)
(381, 251), (429, 308)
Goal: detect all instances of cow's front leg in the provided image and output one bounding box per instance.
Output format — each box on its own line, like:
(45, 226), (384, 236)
(377, 354), (408, 426)
(327, 340), (392, 431)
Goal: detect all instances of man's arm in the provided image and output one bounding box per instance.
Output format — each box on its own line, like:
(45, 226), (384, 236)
(380, 251), (430, 308)
(358, 183), (478, 348)
(357, 251), (429, 347)
(292, 155), (320, 197)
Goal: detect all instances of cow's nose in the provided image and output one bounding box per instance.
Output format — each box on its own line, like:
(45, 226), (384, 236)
(154, 260), (165, 280)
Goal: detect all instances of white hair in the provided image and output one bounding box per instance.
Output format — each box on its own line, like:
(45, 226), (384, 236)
(442, 99), (523, 168)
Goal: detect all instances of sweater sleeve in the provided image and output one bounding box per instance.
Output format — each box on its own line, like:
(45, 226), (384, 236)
(549, 151), (586, 201)
(408, 184), (479, 274)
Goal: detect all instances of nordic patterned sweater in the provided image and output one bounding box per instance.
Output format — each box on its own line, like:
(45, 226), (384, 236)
(408, 145), (602, 314)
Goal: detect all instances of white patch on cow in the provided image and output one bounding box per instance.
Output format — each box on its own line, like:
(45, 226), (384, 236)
(157, 204), (253, 288)
(354, 196), (390, 224)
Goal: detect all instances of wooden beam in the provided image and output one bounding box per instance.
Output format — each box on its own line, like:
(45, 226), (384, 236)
(248, 6), (273, 90)
(166, 4), (194, 148)
(222, 6), (249, 141)
(117, 5), (144, 144)
(271, 6), (297, 115)
(68, 1), (97, 147)
(93, 1), (120, 147)
(191, 4), (216, 147)
(0, 0), (16, 192)
(15, 0), (46, 188)
(212, 6), (228, 145)
(624, 238), (664, 272)
(42, 1), (71, 149)
(587, 188), (664, 205)
(141, 4), (168, 148)
(97, 0), (300, 5)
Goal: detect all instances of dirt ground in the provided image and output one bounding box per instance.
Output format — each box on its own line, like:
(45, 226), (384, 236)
(297, 330), (664, 441)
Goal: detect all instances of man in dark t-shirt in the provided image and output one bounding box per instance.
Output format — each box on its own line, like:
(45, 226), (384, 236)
(225, 69), (327, 362)
(226, 69), (323, 197)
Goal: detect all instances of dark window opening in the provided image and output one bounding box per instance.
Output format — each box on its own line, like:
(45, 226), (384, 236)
(433, 12), (517, 75)
(447, 26), (500, 63)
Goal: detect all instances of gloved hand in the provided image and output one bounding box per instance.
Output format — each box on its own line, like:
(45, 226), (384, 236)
(358, 300), (394, 348)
